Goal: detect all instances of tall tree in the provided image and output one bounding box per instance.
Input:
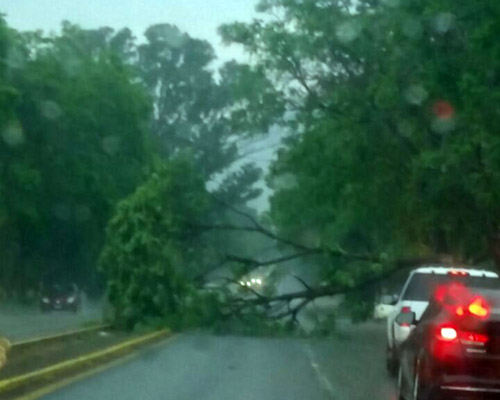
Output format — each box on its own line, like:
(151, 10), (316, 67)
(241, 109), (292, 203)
(0, 21), (153, 294)
(219, 0), (500, 276)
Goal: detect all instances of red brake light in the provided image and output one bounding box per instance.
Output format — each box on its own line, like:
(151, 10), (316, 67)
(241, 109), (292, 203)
(448, 270), (468, 276)
(461, 332), (489, 345)
(435, 326), (489, 346)
(438, 326), (458, 341)
(401, 306), (411, 313)
(468, 297), (490, 318)
(455, 306), (465, 316)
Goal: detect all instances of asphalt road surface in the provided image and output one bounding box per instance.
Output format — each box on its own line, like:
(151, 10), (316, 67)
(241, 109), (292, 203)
(41, 321), (396, 400)
(0, 298), (102, 342)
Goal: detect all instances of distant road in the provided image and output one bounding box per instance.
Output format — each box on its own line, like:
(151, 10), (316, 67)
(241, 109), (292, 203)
(0, 298), (102, 342)
(41, 321), (395, 400)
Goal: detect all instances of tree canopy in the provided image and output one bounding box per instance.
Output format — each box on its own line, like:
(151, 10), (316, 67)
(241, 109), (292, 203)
(221, 0), (500, 272)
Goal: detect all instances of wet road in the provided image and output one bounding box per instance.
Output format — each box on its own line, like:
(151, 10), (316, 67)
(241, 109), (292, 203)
(42, 322), (396, 400)
(0, 299), (102, 342)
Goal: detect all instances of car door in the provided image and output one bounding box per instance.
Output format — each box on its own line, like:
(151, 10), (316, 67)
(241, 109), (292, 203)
(400, 302), (440, 397)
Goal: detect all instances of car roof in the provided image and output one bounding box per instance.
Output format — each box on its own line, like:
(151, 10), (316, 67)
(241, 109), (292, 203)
(413, 265), (498, 278)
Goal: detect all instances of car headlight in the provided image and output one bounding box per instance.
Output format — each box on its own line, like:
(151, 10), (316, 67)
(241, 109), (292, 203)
(256, 279), (262, 285)
(42, 297), (50, 304)
(67, 296), (75, 304)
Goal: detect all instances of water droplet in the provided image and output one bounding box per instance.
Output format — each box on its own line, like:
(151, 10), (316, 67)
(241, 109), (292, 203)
(404, 85), (428, 105)
(312, 109), (325, 119)
(433, 100), (455, 119)
(271, 173), (298, 190)
(336, 21), (362, 44)
(431, 117), (456, 134)
(2, 122), (24, 147)
(40, 101), (62, 120)
(432, 13), (455, 34)
(75, 205), (92, 222)
(380, 0), (400, 8)
(397, 120), (414, 138)
(102, 136), (121, 156)
(402, 18), (423, 39)
(62, 57), (83, 77)
(6, 47), (25, 70)
(53, 203), (71, 221)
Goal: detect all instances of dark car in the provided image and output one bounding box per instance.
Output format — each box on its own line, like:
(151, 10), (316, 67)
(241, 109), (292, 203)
(397, 280), (500, 400)
(40, 283), (81, 313)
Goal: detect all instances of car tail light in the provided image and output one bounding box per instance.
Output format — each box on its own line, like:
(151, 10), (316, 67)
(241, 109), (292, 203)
(468, 297), (490, 318)
(437, 326), (458, 342)
(435, 325), (489, 346)
(448, 270), (469, 276)
(461, 332), (489, 345)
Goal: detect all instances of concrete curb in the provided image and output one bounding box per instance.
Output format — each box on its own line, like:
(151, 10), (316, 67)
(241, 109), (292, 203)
(12, 324), (110, 350)
(0, 329), (170, 395)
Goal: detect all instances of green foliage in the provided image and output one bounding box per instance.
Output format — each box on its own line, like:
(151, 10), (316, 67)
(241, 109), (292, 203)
(0, 17), (270, 300)
(221, 0), (500, 283)
(99, 157), (209, 328)
(0, 19), (153, 295)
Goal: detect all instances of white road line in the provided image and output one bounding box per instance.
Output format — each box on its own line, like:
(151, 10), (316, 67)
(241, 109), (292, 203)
(304, 344), (337, 399)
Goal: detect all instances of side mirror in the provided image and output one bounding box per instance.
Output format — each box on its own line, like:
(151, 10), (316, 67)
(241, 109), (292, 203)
(390, 294), (399, 305)
(395, 311), (416, 326)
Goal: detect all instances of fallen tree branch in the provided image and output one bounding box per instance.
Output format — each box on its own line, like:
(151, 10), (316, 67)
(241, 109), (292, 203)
(223, 250), (319, 268)
(226, 255), (446, 322)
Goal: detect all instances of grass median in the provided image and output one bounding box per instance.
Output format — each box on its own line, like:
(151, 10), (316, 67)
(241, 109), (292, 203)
(0, 328), (170, 399)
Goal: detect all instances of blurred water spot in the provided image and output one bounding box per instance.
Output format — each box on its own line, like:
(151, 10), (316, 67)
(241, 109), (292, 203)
(53, 203), (71, 221)
(397, 120), (414, 138)
(271, 173), (298, 190)
(40, 101), (62, 120)
(433, 100), (455, 119)
(313, 109), (325, 119)
(102, 136), (121, 156)
(432, 13), (455, 34)
(6, 47), (25, 70)
(2, 122), (25, 147)
(299, 229), (321, 248)
(336, 21), (362, 44)
(380, 0), (400, 8)
(404, 85), (428, 105)
(62, 57), (83, 77)
(402, 18), (423, 39)
(431, 118), (456, 134)
(75, 205), (92, 223)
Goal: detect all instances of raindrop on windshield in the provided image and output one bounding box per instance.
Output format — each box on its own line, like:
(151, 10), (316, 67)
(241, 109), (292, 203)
(271, 173), (298, 190)
(431, 118), (456, 134)
(53, 203), (71, 221)
(432, 13), (456, 34)
(75, 205), (92, 222)
(6, 47), (25, 71)
(402, 18), (423, 39)
(336, 21), (362, 44)
(102, 136), (121, 156)
(431, 100), (456, 133)
(2, 122), (25, 147)
(404, 85), (428, 106)
(397, 120), (414, 138)
(40, 101), (62, 120)
(380, 0), (400, 8)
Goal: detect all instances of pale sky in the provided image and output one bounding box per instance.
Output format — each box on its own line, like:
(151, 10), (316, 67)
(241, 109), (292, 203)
(0, 0), (259, 63)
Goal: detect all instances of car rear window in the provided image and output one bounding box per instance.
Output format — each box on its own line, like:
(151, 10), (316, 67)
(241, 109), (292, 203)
(402, 273), (500, 301)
